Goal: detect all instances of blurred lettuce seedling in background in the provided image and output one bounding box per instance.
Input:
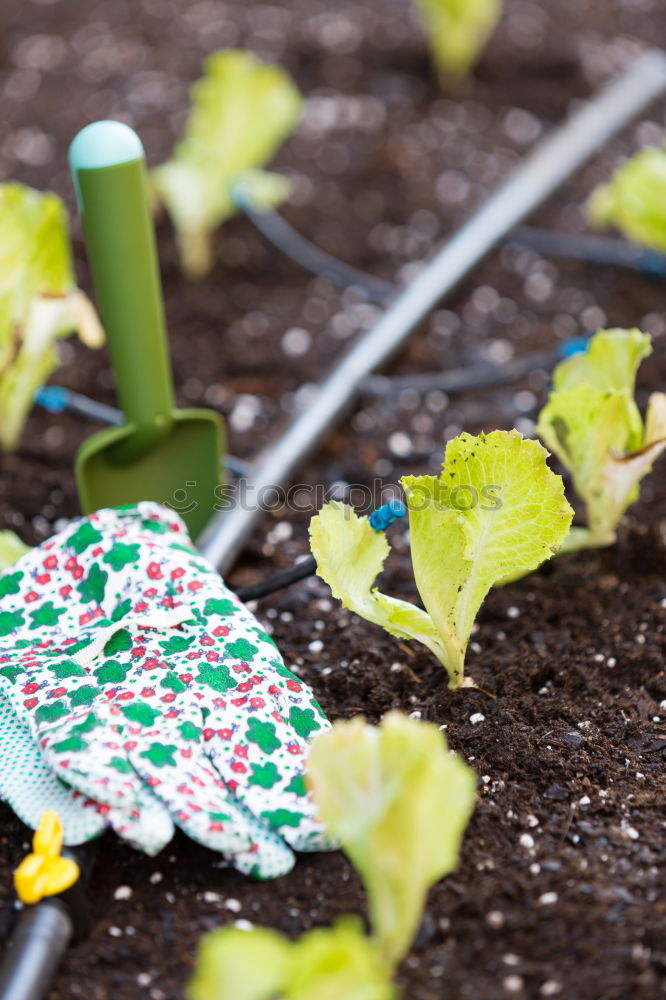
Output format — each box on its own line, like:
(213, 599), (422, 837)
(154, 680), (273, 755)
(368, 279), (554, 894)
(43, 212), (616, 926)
(151, 49), (303, 279)
(0, 529), (30, 571)
(412, 0), (502, 77)
(588, 145), (666, 251)
(537, 327), (666, 553)
(0, 183), (104, 452)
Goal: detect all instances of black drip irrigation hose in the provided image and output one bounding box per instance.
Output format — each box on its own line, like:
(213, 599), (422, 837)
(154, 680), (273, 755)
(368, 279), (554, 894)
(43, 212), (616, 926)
(360, 347), (558, 397)
(234, 556), (317, 602)
(232, 183), (397, 305)
(505, 226), (666, 278)
(236, 206), (666, 308)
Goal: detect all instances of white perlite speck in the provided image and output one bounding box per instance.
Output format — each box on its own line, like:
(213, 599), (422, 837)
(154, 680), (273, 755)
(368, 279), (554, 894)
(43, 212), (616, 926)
(538, 892), (558, 906)
(281, 327), (312, 358)
(113, 885), (133, 901)
(388, 431), (413, 457)
(503, 975), (525, 993)
(234, 919), (254, 932)
(519, 833), (535, 849)
(203, 892), (222, 904)
(470, 713), (486, 725)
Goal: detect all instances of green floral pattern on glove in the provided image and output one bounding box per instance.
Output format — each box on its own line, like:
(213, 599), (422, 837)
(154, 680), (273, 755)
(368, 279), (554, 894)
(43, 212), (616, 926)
(0, 503), (331, 879)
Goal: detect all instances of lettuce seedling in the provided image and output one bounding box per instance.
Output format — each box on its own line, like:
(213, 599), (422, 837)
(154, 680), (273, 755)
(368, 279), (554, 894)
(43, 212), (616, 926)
(151, 50), (302, 279)
(0, 183), (104, 451)
(587, 146), (666, 250)
(0, 531), (30, 572)
(186, 713), (473, 999)
(310, 430), (572, 688)
(411, 0), (502, 77)
(308, 712), (476, 971)
(188, 918), (394, 1000)
(537, 328), (666, 552)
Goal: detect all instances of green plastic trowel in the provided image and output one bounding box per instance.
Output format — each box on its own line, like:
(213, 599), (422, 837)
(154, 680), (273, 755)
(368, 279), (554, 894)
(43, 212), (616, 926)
(69, 121), (224, 540)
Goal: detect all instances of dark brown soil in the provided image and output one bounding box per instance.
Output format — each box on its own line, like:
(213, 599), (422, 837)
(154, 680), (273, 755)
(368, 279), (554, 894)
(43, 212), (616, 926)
(1, 0), (665, 998)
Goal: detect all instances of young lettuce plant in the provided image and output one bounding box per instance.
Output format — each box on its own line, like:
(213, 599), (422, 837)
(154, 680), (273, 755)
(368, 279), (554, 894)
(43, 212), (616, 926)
(0, 183), (104, 451)
(187, 713), (475, 1000)
(309, 430), (572, 689)
(308, 712), (476, 972)
(587, 145), (666, 250)
(0, 531), (30, 572)
(151, 50), (302, 279)
(411, 0), (502, 78)
(536, 327), (666, 552)
(188, 918), (393, 1000)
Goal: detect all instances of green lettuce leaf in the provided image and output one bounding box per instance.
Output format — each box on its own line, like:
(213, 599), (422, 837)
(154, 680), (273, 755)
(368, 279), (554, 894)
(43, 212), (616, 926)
(287, 918), (395, 1000)
(411, 0), (502, 77)
(0, 531), (30, 571)
(310, 431), (571, 687)
(402, 430), (572, 685)
(536, 328), (663, 549)
(187, 919), (394, 1000)
(187, 925), (289, 1000)
(151, 50), (302, 279)
(599, 392), (666, 541)
(587, 146), (666, 251)
(0, 183), (104, 451)
(307, 712), (476, 970)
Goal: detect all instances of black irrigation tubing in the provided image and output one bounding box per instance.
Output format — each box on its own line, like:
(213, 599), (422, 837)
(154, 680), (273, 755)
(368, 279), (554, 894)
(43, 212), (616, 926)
(505, 226), (666, 279)
(232, 180), (397, 305)
(199, 51), (666, 576)
(235, 212), (666, 312)
(360, 347), (558, 397)
(238, 203), (666, 301)
(234, 556), (318, 602)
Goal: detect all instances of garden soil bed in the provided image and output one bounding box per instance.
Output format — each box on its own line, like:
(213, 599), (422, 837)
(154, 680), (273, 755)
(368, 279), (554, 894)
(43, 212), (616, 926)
(1, 0), (665, 997)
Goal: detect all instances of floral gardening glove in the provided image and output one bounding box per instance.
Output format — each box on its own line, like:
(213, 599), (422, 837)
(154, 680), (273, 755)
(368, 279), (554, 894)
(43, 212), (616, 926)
(0, 503), (331, 879)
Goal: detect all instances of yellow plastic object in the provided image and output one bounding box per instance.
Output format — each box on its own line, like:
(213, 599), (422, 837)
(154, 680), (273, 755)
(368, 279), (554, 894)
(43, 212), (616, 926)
(14, 810), (80, 905)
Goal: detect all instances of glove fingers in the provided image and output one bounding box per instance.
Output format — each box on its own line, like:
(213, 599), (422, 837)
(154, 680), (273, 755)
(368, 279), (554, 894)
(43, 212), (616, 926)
(38, 710), (145, 812)
(128, 744), (295, 878)
(105, 792), (175, 856)
(219, 805), (296, 879)
(204, 713), (333, 854)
